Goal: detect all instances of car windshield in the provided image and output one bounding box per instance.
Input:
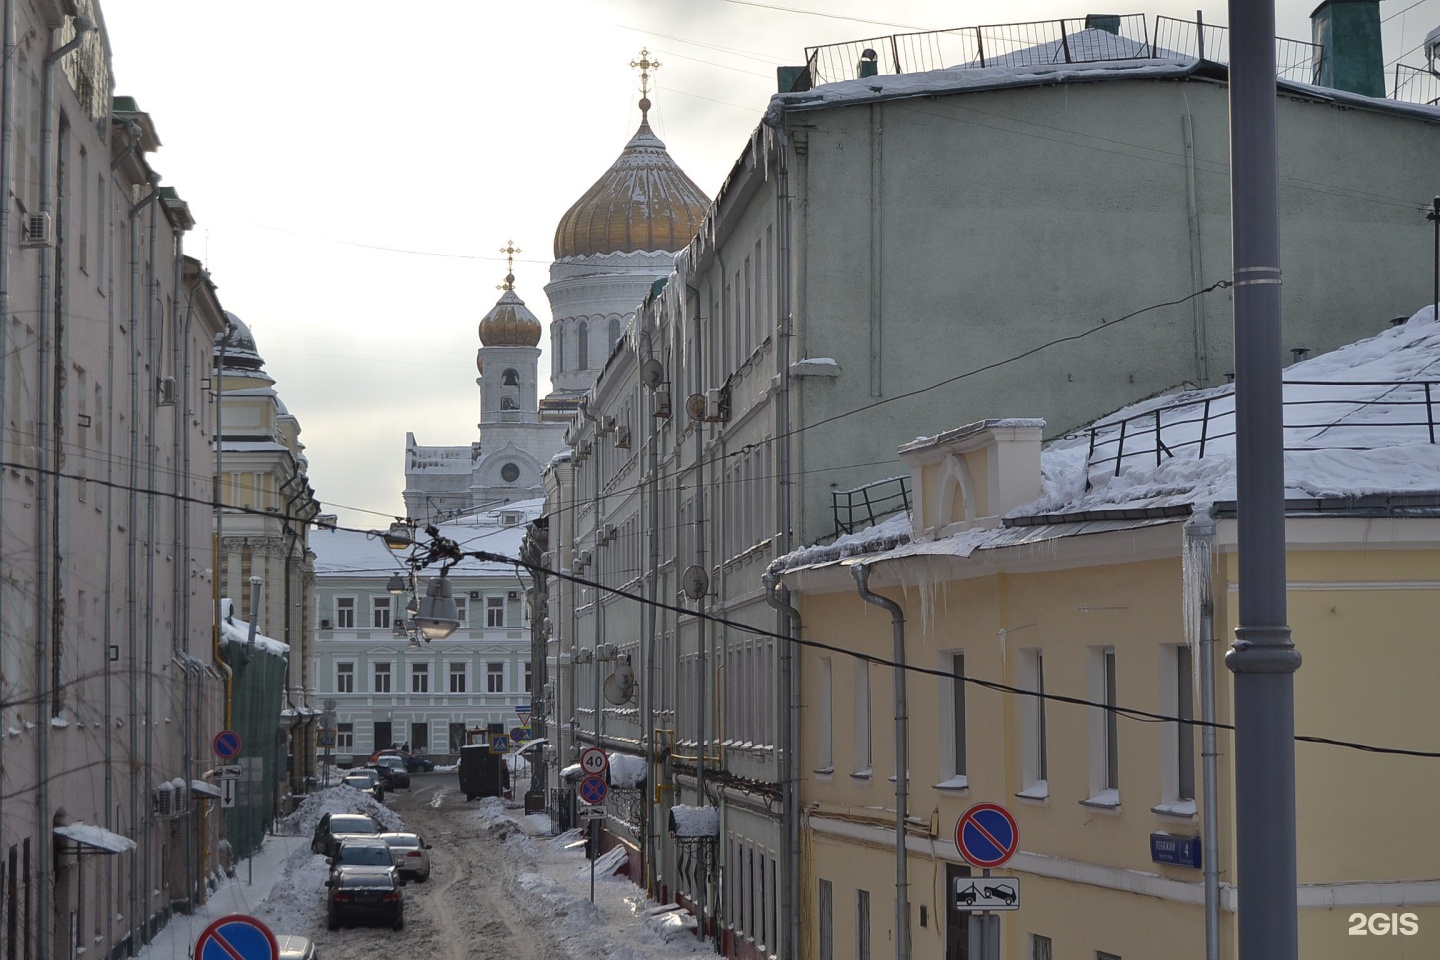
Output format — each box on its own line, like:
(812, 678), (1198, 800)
(382, 835), (420, 849)
(378, 758), (403, 768)
(331, 816), (378, 834)
(337, 845), (392, 865)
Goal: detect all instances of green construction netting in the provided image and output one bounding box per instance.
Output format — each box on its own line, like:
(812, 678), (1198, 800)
(220, 639), (287, 858)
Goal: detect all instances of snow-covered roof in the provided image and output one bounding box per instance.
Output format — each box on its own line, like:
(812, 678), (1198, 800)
(310, 499), (543, 578)
(772, 307), (1440, 574)
(219, 598), (288, 655)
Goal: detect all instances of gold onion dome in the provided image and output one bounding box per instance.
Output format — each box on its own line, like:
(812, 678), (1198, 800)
(478, 276), (542, 348)
(553, 113), (709, 260)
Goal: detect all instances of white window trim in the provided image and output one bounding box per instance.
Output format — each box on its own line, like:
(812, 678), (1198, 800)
(1158, 642), (1197, 811)
(410, 662), (430, 693)
(373, 661), (394, 694)
(939, 649), (966, 781)
(815, 656), (833, 775)
(1085, 646), (1120, 805)
(335, 661), (355, 694)
(1018, 648), (1048, 797)
(852, 659), (870, 777)
(334, 596), (356, 629)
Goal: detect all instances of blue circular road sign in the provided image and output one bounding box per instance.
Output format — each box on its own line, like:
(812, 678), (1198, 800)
(213, 730), (242, 760)
(195, 914), (277, 960)
(578, 775), (609, 805)
(955, 802), (1019, 869)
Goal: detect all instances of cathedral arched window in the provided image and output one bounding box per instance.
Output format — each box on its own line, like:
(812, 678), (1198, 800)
(553, 327), (563, 375)
(502, 368), (520, 387)
(578, 321), (589, 370)
(609, 317), (621, 348)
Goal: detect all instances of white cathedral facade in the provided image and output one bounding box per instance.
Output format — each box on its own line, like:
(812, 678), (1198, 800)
(403, 85), (708, 522)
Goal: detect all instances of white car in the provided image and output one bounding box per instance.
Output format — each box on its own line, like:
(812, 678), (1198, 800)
(379, 832), (432, 882)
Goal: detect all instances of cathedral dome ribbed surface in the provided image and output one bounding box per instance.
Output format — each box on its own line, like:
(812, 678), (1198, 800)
(478, 282), (542, 348)
(553, 119), (709, 260)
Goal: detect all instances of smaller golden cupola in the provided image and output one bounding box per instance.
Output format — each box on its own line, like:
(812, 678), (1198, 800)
(477, 242), (542, 349)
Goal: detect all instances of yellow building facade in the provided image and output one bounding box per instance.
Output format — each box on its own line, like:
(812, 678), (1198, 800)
(773, 419), (1440, 960)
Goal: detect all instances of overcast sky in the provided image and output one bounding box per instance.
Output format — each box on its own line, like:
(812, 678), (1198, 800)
(97, 0), (1438, 530)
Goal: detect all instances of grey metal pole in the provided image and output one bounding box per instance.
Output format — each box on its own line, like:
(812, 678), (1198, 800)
(1224, 4), (1301, 960)
(852, 564), (909, 960)
(1427, 197), (1439, 322)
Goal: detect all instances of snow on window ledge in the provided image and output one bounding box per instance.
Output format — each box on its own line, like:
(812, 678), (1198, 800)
(932, 775), (969, 791)
(1151, 799), (1197, 818)
(1080, 788), (1121, 809)
(813, 766), (835, 780)
(1015, 780), (1048, 800)
(850, 768), (873, 781)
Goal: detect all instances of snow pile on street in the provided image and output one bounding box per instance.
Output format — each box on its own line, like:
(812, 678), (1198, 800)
(281, 784), (405, 835)
(246, 843), (330, 935)
(470, 796), (544, 859)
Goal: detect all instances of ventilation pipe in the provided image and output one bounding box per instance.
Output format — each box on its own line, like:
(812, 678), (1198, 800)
(851, 562), (909, 960)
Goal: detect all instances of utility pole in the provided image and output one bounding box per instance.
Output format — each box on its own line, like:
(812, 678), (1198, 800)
(1224, 3), (1301, 960)
(1426, 196), (1439, 322)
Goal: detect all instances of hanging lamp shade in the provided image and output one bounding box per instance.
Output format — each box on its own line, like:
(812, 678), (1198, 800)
(413, 576), (459, 640)
(383, 521), (413, 550)
(386, 573), (407, 594)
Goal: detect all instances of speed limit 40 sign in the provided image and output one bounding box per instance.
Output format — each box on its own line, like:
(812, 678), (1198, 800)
(579, 746), (609, 777)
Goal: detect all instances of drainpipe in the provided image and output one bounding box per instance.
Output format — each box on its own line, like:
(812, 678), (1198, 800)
(141, 179), (162, 931)
(213, 320), (235, 725)
(638, 329), (662, 896)
(103, 114), (138, 947)
(763, 570), (801, 960)
(0, 0), (13, 908)
(852, 562), (909, 960)
(1185, 506), (1221, 960)
(686, 277), (711, 942)
(578, 397), (602, 750)
(33, 21), (94, 960)
(771, 120), (800, 960)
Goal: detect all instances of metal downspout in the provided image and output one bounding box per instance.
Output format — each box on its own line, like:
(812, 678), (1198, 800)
(686, 278), (710, 942)
(103, 114), (138, 948)
(0, 0), (13, 900)
(852, 563), (909, 960)
(34, 22), (93, 960)
(214, 320), (234, 725)
(763, 570), (800, 960)
(567, 461), (577, 767)
(637, 330), (662, 896)
(1185, 507), (1222, 960)
(770, 118), (800, 960)
(172, 231), (195, 907)
(139, 187), (161, 939)
(578, 398), (602, 755)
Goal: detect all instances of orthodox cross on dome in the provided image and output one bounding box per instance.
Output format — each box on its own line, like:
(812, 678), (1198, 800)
(630, 48), (661, 121)
(497, 240), (520, 291)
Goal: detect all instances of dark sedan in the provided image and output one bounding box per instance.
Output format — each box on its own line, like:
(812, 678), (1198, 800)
(326, 837), (397, 882)
(372, 756), (410, 789)
(325, 866), (404, 930)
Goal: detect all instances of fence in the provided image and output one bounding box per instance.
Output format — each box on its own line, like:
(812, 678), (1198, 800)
(1082, 380), (1440, 491)
(801, 13), (1321, 87)
(831, 474), (910, 538)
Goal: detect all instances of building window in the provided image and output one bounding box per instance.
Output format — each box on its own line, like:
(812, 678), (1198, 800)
(487, 662), (504, 693)
(818, 879), (833, 960)
(578, 321), (589, 369)
(411, 663), (429, 693)
(857, 889), (871, 960)
(449, 662), (467, 693)
(1031, 935), (1053, 960)
(1088, 647), (1119, 800)
(524, 661), (532, 693)
(372, 596), (392, 629)
(1176, 645), (1195, 801)
(816, 657), (833, 772)
(947, 652), (966, 780)
(1020, 649), (1047, 795)
(501, 462), (520, 483)
(336, 723), (354, 750)
(335, 597), (355, 629)
(608, 316), (620, 348)
(336, 662), (354, 694)
(487, 596), (505, 628)
(853, 660), (871, 776)
(374, 662), (392, 694)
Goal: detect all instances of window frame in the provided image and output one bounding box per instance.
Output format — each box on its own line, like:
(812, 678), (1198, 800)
(448, 661), (468, 694)
(486, 596), (505, 628)
(371, 595), (392, 630)
(334, 596), (356, 629)
(373, 661), (393, 694)
(335, 661), (355, 694)
(486, 661), (505, 693)
(410, 662), (430, 694)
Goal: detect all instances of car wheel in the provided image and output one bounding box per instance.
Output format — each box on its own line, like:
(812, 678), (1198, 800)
(417, 871), (429, 883)
(327, 910), (340, 932)
(392, 913), (404, 932)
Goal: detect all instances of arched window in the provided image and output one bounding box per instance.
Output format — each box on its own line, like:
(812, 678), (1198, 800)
(578, 321), (589, 370)
(552, 326), (562, 376)
(609, 317), (621, 348)
(502, 368), (520, 387)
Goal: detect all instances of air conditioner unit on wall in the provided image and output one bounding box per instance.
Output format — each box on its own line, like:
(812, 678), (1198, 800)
(704, 387), (730, 423)
(652, 388), (671, 419)
(22, 212), (51, 247)
(152, 782), (182, 819)
(600, 415), (616, 433)
(156, 376), (176, 406)
(320, 619), (332, 630)
(613, 424), (631, 449)
(507, 590), (520, 601)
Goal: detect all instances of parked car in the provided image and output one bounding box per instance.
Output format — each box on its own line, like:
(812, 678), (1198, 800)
(372, 755), (410, 789)
(342, 769), (385, 802)
(369, 748), (435, 773)
(326, 837), (398, 882)
(325, 866), (404, 930)
(379, 832), (432, 882)
(276, 936), (317, 960)
(311, 813), (383, 858)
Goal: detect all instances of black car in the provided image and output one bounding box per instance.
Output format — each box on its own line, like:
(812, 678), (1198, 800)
(311, 813), (383, 859)
(341, 770), (386, 802)
(326, 837), (397, 882)
(325, 866), (404, 930)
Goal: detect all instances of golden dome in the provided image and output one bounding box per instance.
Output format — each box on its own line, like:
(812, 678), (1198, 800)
(553, 118), (709, 260)
(478, 279), (542, 348)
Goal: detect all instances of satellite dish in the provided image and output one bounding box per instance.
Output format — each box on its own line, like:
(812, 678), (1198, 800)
(604, 662), (636, 705)
(685, 393), (707, 423)
(640, 358), (665, 391)
(682, 564), (709, 600)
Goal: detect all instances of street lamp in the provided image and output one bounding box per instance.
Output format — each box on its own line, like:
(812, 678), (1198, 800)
(386, 573), (407, 594)
(412, 575), (460, 640)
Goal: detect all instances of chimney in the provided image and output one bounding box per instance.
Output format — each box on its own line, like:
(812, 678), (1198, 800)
(1311, 0), (1383, 97)
(1084, 14), (1122, 36)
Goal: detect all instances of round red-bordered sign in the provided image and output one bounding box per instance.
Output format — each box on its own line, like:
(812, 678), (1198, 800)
(954, 802), (1019, 869)
(194, 914), (278, 960)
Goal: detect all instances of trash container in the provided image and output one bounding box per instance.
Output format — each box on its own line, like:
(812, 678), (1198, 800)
(524, 790), (545, 814)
